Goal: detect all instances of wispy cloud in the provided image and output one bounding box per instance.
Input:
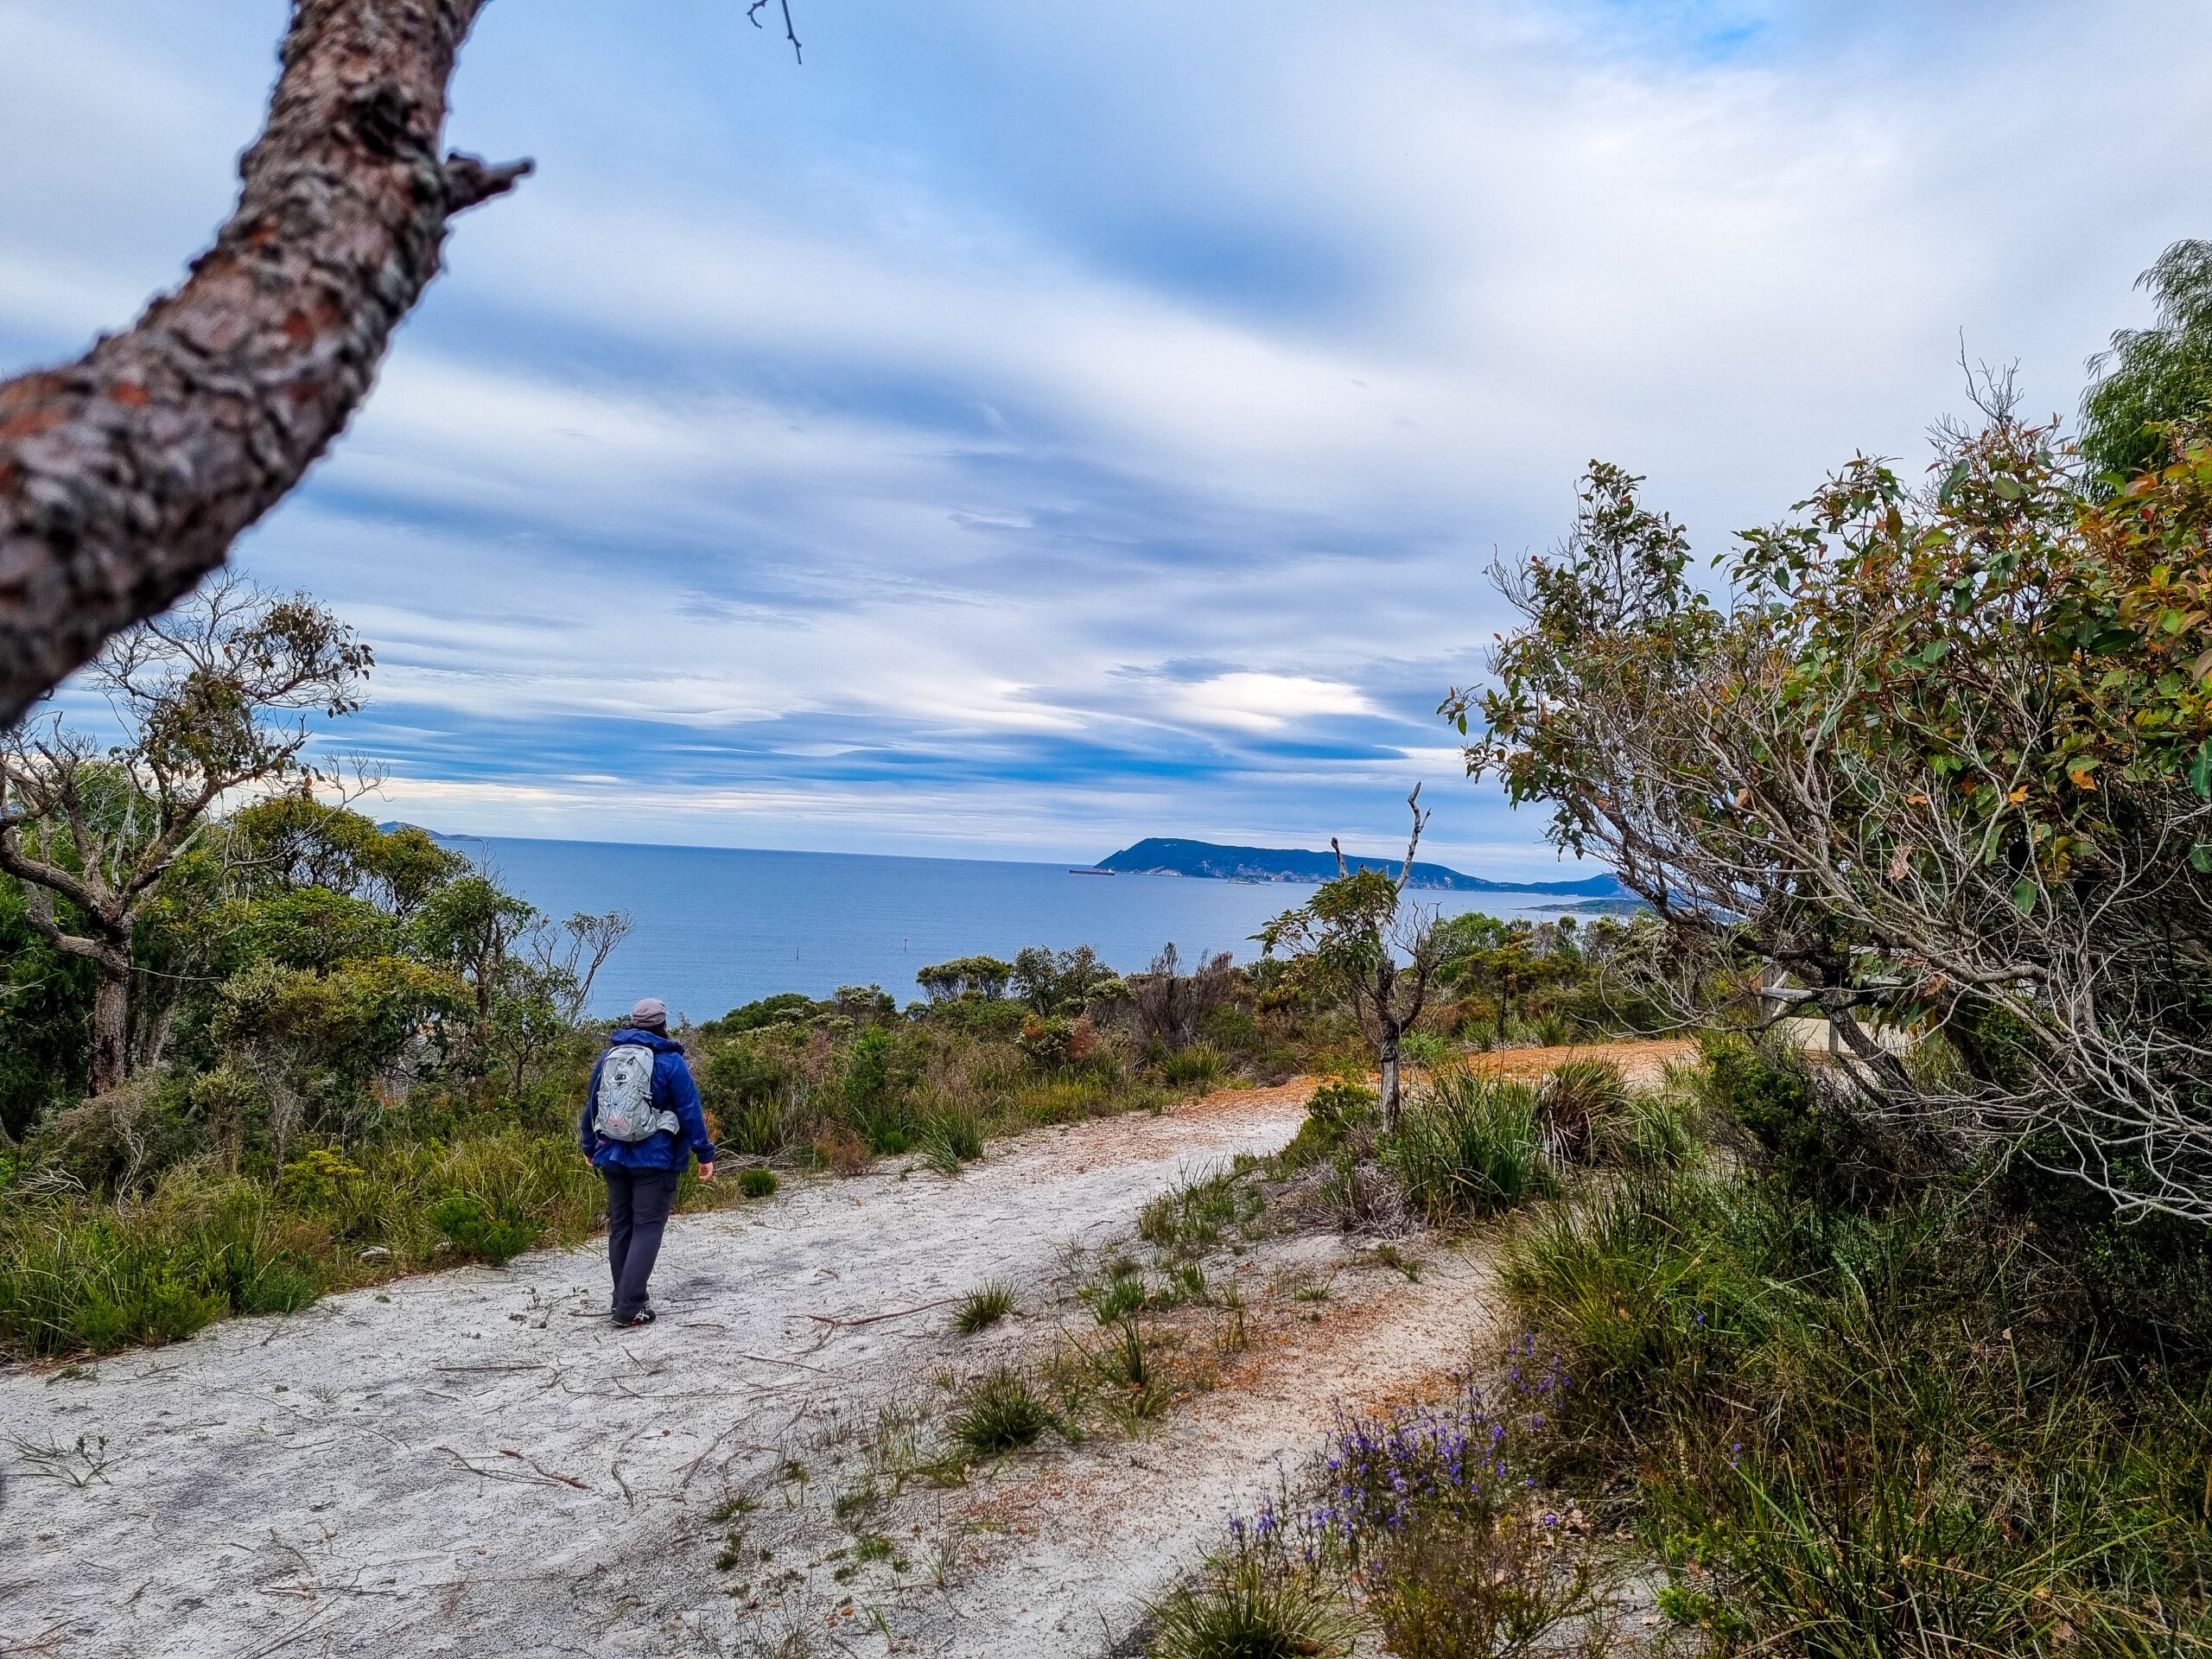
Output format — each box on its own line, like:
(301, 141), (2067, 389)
(5, 0), (2209, 871)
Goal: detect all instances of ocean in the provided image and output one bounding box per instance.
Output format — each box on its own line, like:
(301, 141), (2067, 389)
(445, 836), (1593, 1021)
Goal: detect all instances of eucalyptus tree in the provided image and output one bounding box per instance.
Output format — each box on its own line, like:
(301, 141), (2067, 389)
(1450, 396), (2212, 1221)
(1256, 789), (1445, 1131)
(2082, 239), (2212, 486)
(0, 577), (369, 1093)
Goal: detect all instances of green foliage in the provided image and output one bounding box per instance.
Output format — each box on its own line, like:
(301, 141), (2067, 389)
(1145, 1541), (1353, 1659)
(2083, 240), (2212, 486)
(1386, 1071), (1555, 1219)
(217, 887), (397, 974)
(0, 1175), (323, 1355)
(705, 992), (818, 1034)
(0, 882), (93, 1139)
(273, 1148), (366, 1210)
(1085, 1272), (1147, 1325)
(1532, 1057), (1628, 1164)
(1160, 1041), (1224, 1090)
(1015, 1013), (1090, 1070)
(0, 1125), (605, 1356)
(24, 1079), (199, 1198)
(737, 1167), (779, 1200)
(948, 1368), (1054, 1455)
(427, 1194), (535, 1265)
(700, 1041), (796, 1157)
(1138, 1165), (1266, 1262)
(1456, 400), (2212, 1217)
(1278, 1079), (1376, 1169)
(1504, 1158), (2212, 1652)
(1436, 916), (1580, 1039)
(952, 1280), (1016, 1334)
(1596, 1086), (1698, 1171)
(912, 1102), (985, 1173)
(914, 956), (1014, 1003)
(1700, 1033), (1908, 1207)
(1010, 944), (1122, 1014)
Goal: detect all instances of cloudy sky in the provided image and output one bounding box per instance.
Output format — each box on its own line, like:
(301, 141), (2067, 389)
(4, 1), (2209, 874)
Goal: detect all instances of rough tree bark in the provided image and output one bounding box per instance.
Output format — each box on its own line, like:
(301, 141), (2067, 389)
(0, 0), (527, 728)
(10, 855), (137, 1096)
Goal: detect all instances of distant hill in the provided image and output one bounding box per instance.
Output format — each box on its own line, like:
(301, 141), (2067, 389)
(1093, 837), (1623, 896)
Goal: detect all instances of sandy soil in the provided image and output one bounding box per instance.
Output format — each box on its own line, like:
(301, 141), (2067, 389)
(1462, 1038), (1696, 1086)
(0, 1052), (1630, 1659)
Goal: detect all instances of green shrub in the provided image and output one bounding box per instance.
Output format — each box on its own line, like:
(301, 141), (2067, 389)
(949, 1368), (1054, 1455)
(1086, 1271), (1147, 1325)
(1278, 1080), (1376, 1169)
(1160, 1043), (1224, 1090)
(737, 1167), (779, 1199)
(0, 1176), (326, 1355)
(1597, 1087), (1698, 1170)
(428, 1194), (535, 1265)
(1504, 1170), (2212, 1652)
(1136, 1164), (1261, 1255)
(1386, 1071), (1555, 1219)
(1533, 1057), (1628, 1163)
(1146, 1542), (1352, 1659)
(1530, 1011), (1572, 1047)
(274, 1147), (367, 1210)
(1398, 1029), (1451, 1067)
(952, 1280), (1015, 1334)
(913, 1103), (984, 1173)
(1700, 1033), (1905, 1205)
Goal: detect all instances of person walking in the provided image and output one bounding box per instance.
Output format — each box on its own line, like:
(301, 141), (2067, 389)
(579, 996), (715, 1326)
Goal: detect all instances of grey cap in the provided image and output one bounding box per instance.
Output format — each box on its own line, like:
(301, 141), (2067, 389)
(629, 996), (668, 1027)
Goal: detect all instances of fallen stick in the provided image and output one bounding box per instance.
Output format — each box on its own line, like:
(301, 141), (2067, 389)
(804, 1296), (964, 1331)
(739, 1351), (839, 1376)
(435, 1446), (587, 1491)
(434, 1363), (553, 1375)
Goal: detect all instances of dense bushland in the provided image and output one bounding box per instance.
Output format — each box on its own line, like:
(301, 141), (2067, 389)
(1153, 1043), (2212, 1657)
(1155, 244), (2212, 1656)
(1509, 1040), (2212, 1654)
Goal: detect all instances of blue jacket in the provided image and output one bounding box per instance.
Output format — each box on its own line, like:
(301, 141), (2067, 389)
(579, 1029), (715, 1173)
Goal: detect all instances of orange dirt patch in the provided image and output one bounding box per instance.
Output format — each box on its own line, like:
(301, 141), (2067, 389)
(1461, 1038), (1696, 1087)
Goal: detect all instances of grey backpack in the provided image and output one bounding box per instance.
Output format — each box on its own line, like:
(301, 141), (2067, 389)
(593, 1045), (677, 1142)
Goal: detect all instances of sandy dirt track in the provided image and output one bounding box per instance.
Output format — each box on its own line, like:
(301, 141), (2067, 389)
(0, 1087), (1313, 1657)
(0, 1051), (1656, 1658)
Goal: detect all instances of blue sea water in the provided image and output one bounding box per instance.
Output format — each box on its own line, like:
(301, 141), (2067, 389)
(445, 835), (1586, 1021)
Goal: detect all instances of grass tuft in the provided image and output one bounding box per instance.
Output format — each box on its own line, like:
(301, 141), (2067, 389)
(1385, 1070), (1555, 1220)
(1533, 1057), (1629, 1164)
(1146, 1541), (1353, 1659)
(736, 1167), (779, 1199)
(948, 1367), (1055, 1456)
(951, 1280), (1016, 1335)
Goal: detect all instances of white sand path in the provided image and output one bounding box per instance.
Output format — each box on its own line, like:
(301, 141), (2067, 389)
(0, 1077), (1526, 1658)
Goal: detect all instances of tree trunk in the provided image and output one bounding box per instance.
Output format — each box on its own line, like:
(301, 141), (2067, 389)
(0, 0), (527, 726)
(89, 966), (130, 1097)
(1379, 1025), (1403, 1134)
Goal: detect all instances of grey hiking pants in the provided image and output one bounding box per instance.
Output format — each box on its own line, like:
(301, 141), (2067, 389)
(601, 1166), (681, 1319)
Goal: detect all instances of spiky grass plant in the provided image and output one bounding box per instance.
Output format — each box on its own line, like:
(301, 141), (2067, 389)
(1386, 1071), (1555, 1220)
(1533, 1058), (1630, 1165)
(951, 1280), (1016, 1335)
(737, 1166), (780, 1199)
(1146, 1541), (1353, 1659)
(948, 1367), (1055, 1456)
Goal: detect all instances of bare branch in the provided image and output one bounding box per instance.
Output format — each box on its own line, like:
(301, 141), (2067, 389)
(747, 0), (804, 62)
(0, 0), (522, 725)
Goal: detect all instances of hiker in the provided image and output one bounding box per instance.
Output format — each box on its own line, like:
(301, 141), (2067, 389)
(579, 996), (715, 1326)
